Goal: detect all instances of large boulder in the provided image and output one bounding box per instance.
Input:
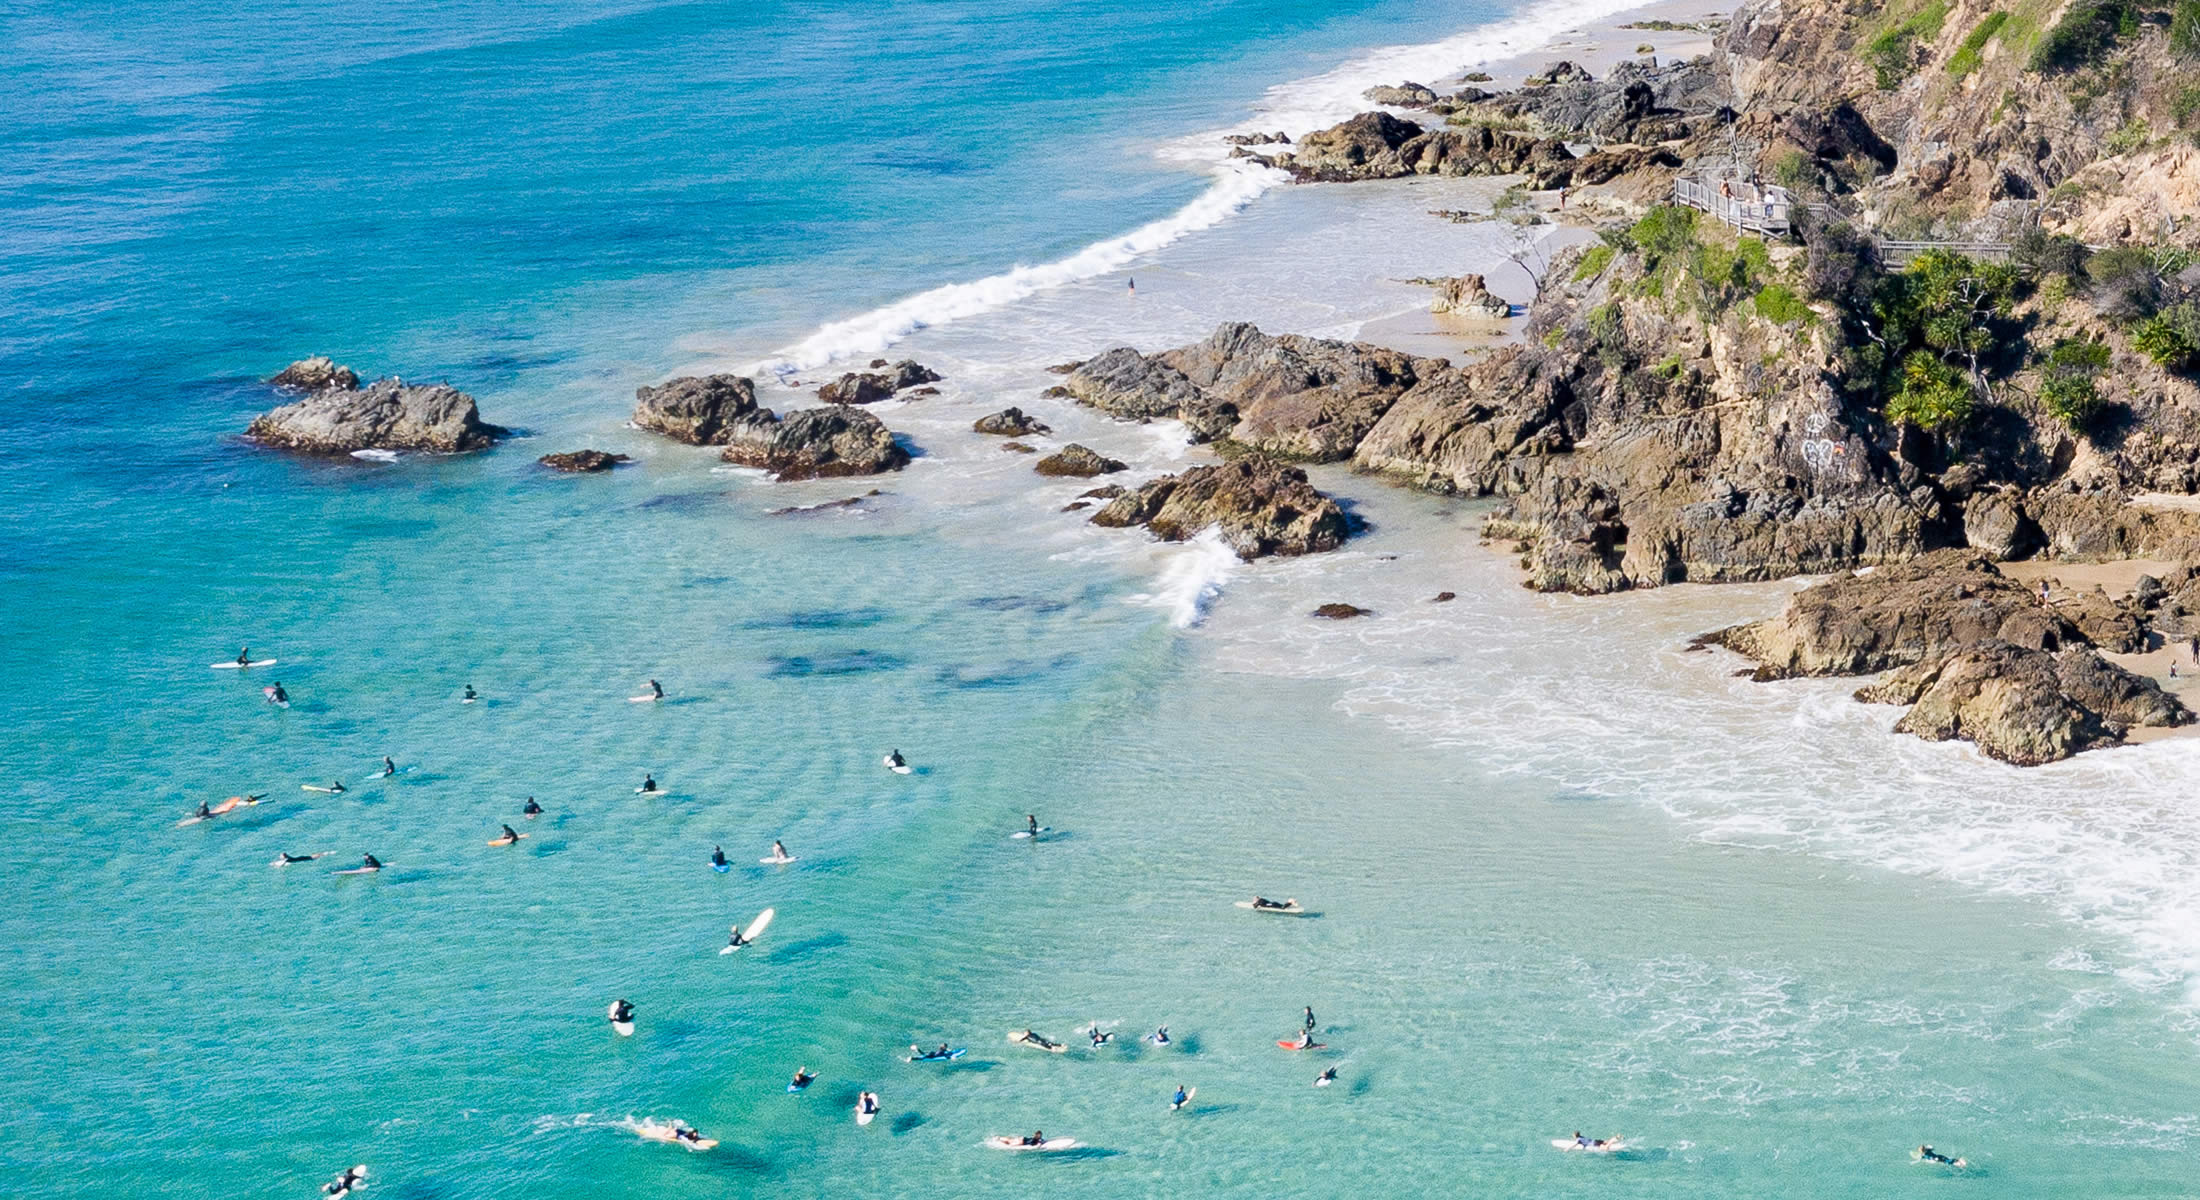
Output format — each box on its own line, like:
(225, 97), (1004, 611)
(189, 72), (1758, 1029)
(1034, 444), (1126, 477)
(269, 356), (359, 391)
(1430, 274), (1511, 318)
(632, 374), (761, 446)
(1709, 551), (2080, 679)
(974, 407), (1050, 436)
(247, 376), (505, 454)
(1158, 323), (1437, 462)
(1058, 347), (1234, 439)
(1090, 454), (1348, 560)
(1271, 112), (1577, 184)
(817, 360), (941, 404)
(538, 449), (628, 473)
(720, 405), (909, 480)
(1363, 82), (1439, 108)
(1858, 642), (2188, 765)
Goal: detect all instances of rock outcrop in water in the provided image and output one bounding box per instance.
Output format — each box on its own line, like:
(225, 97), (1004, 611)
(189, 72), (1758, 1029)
(632, 374), (761, 446)
(817, 360), (941, 405)
(974, 407), (1049, 436)
(1033, 444), (1125, 477)
(248, 370), (505, 455)
(539, 449), (628, 472)
(269, 356), (359, 392)
(1056, 323), (1437, 461)
(720, 405), (909, 480)
(1090, 454), (1348, 560)
(1709, 552), (2188, 763)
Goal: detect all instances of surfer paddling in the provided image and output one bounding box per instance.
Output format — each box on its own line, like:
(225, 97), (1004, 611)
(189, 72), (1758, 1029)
(789, 1067), (816, 1091)
(1013, 1029), (1061, 1051)
(1915, 1145), (1967, 1167)
(322, 1165), (367, 1196)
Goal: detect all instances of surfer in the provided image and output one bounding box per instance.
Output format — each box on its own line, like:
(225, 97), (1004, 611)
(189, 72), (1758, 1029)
(236, 647), (251, 666)
(640, 773), (658, 793)
(1171, 1085), (1188, 1110)
(381, 756), (396, 778)
(1252, 897), (1296, 911)
(275, 852), (321, 865)
(726, 924), (750, 950)
(269, 682), (289, 704)
(1315, 1066), (1338, 1087)
(322, 1165), (366, 1196)
(1571, 1132), (1615, 1150)
(1088, 1025), (1112, 1048)
(494, 823), (522, 845)
(1292, 1029), (1318, 1050)
(1916, 1145), (1964, 1166)
(194, 800), (214, 820)
(1150, 1026), (1170, 1045)
(609, 998), (634, 1026)
(771, 839), (789, 861)
(711, 845), (729, 869)
(358, 853), (383, 872)
(929, 1043), (951, 1059)
(648, 679), (664, 700)
(463, 684), (478, 702)
(327, 780), (346, 794)
(1020, 1131), (1046, 1147)
(1303, 1006), (1317, 1033)
(1128, 277), (1136, 297)
(1026, 814), (1039, 837)
(886, 749), (906, 771)
(859, 1092), (880, 1116)
(672, 1124), (704, 1145)
(1015, 1029), (1059, 1050)
(789, 1067), (816, 1090)
(523, 797), (543, 817)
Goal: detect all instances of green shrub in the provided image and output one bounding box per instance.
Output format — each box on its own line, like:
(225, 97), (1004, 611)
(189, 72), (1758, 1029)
(2132, 303), (2200, 369)
(2086, 244), (2163, 319)
(1948, 11), (2010, 76)
(2011, 227), (2090, 279)
(1652, 354), (1685, 379)
(2105, 118), (2150, 155)
(2175, 85), (2200, 128)
(1769, 149), (1812, 191)
(1752, 283), (1811, 324)
(1869, 0), (1953, 89)
(1571, 244), (1616, 281)
(1887, 352), (1977, 432)
(1628, 205), (1700, 271)
(2176, 0), (2200, 56)
(2038, 336), (2111, 428)
(2028, 0), (2131, 72)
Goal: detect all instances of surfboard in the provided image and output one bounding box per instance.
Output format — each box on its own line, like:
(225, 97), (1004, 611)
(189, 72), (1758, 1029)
(786, 1076), (816, 1093)
(210, 659), (277, 669)
(986, 1137), (1080, 1152)
(1314, 1073), (1335, 1087)
(1551, 1138), (1625, 1153)
(270, 852), (328, 867)
(612, 1020), (634, 1036)
(628, 694), (661, 703)
(1235, 901), (1305, 914)
(758, 855), (797, 865)
(856, 1098), (878, 1126)
(302, 785), (344, 793)
(488, 833), (527, 846)
(635, 785), (660, 794)
(1007, 1031), (1067, 1053)
(883, 756), (911, 774)
(176, 813), (212, 827)
(711, 862), (731, 874)
(1011, 827), (1049, 839)
(333, 866), (383, 875)
(1172, 1086), (1196, 1111)
(262, 688), (289, 708)
(635, 1121), (714, 1150)
(904, 1047), (966, 1062)
(461, 697), (478, 704)
(1277, 1040), (1325, 1050)
(717, 907), (775, 954)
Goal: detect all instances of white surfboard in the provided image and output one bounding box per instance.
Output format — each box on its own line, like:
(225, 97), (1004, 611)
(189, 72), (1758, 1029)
(210, 659), (277, 669)
(1552, 1137), (1625, 1153)
(302, 785), (345, 793)
(1011, 827), (1049, 839)
(758, 855), (797, 864)
(718, 906), (775, 954)
(635, 784), (661, 794)
(856, 1096), (879, 1126)
(1235, 900), (1305, 914)
(333, 865), (384, 875)
(628, 694), (661, 703)
(986, 1136), (1080, 1152)
(883, 756), (912, 774)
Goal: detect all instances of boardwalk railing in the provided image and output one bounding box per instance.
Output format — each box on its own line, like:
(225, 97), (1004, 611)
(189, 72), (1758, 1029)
(1672, 177), (1793, 236)
(1876, 239), (2013, 266)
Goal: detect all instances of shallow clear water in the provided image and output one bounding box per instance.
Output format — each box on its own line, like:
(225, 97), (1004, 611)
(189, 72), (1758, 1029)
(6, 0), (2200, 1196)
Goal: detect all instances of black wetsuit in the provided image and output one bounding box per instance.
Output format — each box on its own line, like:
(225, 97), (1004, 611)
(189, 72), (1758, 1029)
(710, 847), (727, 867)
(523, 798), (542, 815)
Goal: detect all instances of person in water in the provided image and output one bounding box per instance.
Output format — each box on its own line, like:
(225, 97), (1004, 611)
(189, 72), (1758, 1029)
(887, 750), (906, 769)
(270, 683), (289, 704)
(1089, 1026), (1111, 1047)
(790, 1067), (815, 1089)
(1315, 1066), (1338, 1086)
(1020, 1131), (1045, 1147)
(727, 923), (750, 949)
(359, 853), (383, 871)
(1150, 1026), (1170, 1045)
(523, 797), (543, 817)
(1303, 1006), (1317, 1033)
(1294, 1029), (1318, 1050)
(236, 647), (251, 666)
(277, 852), (320, 865)
(463, 684), (478, 701)
(497, 823), (521, 844)
(610, 999), (634, 1024)
(771, 839), (789, 861)
(1171, 1085), (1188, 1110)
(381, 756), (396, 777)
(859, 1091), (879, 1115)
(710, 845), (728, 868)
(1026, 814), (1039, 837)
(640, 773), (657, 793)
(648, 679), (664, 699)
(195, 800), (213, 820)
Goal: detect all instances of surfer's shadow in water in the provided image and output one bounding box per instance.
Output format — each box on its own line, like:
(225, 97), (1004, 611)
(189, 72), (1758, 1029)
(765, 931), (847, 963)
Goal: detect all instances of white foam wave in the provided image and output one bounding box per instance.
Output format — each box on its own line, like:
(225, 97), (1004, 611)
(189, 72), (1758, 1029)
(1133, 529), (1238, 629)
(746, 0), (1663, 375)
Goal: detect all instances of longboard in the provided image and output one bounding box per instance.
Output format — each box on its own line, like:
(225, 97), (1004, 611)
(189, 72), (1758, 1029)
(1277, 1040), (1325, 1050)
(1552, 1138), (1625, 1153)
(302, 785), (344, 793)
(759, 855), (797, 864)
(986, 1137), (1080, 1152)
(1235, 901), (1304, 914)
(905, 1047), (966, 1063)
(211, 659), (277, 669)
(718, 907), (775, 954)
(1011, 828), (1050, 839)
(332, 866), (384, 875)
(628, 694), (661, 703)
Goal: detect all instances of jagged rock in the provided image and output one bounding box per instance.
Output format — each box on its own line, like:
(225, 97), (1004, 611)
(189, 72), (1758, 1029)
(1363, 83), (1439, 108)
(974, 407), (1050, 436)
(1080, 484), (1125, 500)
(1709, 552), (2080, 679)
(1313, 603), (1372, 619)
(1058, 347), (1235, 440)
(2049, 589), (2148, 653)
(1525, 60), (1593, 87)
(817, 360), (941, 404)
(1034, 444), (1127, 477)
(1272, 112), (1575, 184)
(1432, 591), (1457, 602)
(538, 450), (628, 472)
(1865, 642), (2187, 765)
(248, 376), (505, 454)
(1089, 453), (1348, 560)
(632, 374), (760, 446)
(1222, 131), (1290, 146)
(720, 405), (909, 480)
(1962, 489), (2039, 559)
(1431, 274), (1510, 318)
(269, 356), (359, 391)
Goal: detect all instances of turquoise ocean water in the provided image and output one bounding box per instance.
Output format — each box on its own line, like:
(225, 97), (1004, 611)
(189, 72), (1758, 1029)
(6, 1), (2200, 1196)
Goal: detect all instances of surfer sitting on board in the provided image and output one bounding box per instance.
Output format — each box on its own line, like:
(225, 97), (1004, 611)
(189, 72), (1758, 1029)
(494, 823), (522, 845)
(382, 756), (396, 777)
(1251, 897), (1295, 911)
(194, 800), (214, 820)
(1292, 1029), (1318, 1050)
(269, 683), (289, 704)
(358, 853), (383, 872)
(859, 1092), (879, 1116)
(726, 922), (753, 950)
(772, 840), (790, 861)
(640, 773), (657, 793)
(609, 999), (634, 1025)
(649, 679), (664, 699)
(237, 647), (251, 666)
(711, 845), (728, 869)
(524, 798), (543, 816)
(887, 750), (907, 770)
(329, 780), (346, 794)
(463, 684), (478, 702)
